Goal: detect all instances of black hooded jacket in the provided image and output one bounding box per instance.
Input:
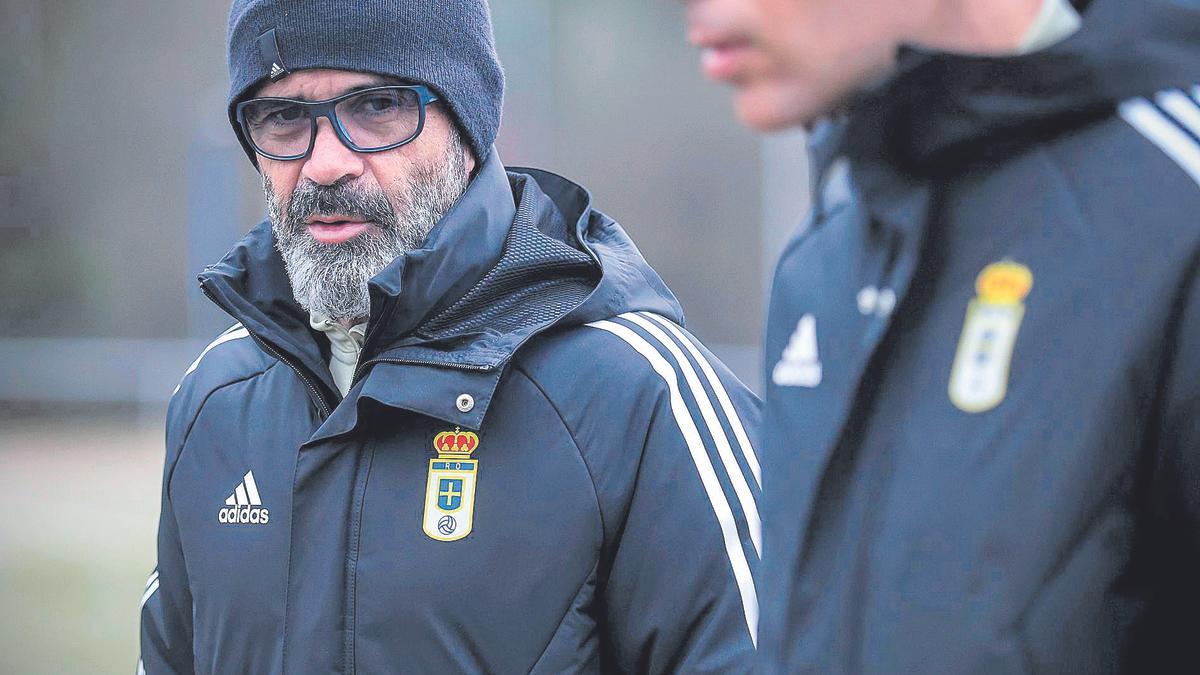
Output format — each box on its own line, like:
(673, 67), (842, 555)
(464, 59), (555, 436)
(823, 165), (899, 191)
(139, 153), (762, 673)
(759, 0), (1200, 671)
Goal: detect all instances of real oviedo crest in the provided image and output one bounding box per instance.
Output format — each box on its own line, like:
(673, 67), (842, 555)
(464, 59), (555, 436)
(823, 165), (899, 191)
(948, 260), (1034, 413)
(423, 427), (480, 542)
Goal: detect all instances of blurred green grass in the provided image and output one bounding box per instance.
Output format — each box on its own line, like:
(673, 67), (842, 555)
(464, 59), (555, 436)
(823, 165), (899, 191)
(0, 410), (162, 674)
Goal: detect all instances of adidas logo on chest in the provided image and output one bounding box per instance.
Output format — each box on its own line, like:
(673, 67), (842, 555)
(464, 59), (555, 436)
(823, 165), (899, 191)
(772, 313), (823, 388)
(217, 470), (270, 525)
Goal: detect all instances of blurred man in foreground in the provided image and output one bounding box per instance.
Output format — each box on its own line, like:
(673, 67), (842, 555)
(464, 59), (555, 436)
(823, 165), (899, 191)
(137, 0), (762, 671)
(682, 0), (1199, 671)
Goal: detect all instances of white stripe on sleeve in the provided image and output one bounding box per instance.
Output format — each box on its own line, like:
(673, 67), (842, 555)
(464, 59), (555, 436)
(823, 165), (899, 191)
(588, 319), (759, 646)
(1157, 89), (1200, 138)
(639, 312), (761, 488)
(1118, 97), (1200, 187)
(621, 312), (762, 557)
(139, 578), (160, 610)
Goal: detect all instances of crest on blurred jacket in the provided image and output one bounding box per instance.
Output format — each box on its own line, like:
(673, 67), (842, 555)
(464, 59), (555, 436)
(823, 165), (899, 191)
(949, 261), (1034, 413)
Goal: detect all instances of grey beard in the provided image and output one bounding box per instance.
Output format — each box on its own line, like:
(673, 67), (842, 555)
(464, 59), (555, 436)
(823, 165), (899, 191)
(264, 136), (469, 325)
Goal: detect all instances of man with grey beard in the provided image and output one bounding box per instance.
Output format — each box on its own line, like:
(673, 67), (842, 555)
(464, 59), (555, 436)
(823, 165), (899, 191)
(265, 134), (467, 335)
(137, 1), (762, 673)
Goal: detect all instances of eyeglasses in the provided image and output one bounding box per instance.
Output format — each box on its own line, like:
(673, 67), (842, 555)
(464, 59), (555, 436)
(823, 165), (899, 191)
(235, 84), (440, 161)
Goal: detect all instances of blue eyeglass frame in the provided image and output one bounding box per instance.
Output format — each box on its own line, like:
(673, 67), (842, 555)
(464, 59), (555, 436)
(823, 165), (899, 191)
(235, 84), (440, 161)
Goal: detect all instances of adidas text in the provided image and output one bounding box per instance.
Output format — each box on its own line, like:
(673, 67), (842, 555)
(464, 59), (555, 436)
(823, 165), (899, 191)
(217, 505), (270, 524)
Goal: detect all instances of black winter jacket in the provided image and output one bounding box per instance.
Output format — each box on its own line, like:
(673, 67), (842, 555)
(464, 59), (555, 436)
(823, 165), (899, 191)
(139, 152), (762, 673)
(759, 0), (1200, 671)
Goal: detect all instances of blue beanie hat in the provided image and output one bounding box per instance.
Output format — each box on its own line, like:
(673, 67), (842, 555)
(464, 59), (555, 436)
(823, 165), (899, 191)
(226, 0), (504, 166)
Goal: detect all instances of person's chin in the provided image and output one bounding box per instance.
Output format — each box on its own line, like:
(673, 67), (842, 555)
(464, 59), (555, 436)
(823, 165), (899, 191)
(732, 81), (826, 132)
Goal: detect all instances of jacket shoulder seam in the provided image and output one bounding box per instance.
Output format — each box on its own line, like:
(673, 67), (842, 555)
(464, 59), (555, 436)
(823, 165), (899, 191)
(509, 361), (608, 545)
(1034, 111), (1200, 241)
(166, 361), (281, 498)
(1032, 146), (1097, 233)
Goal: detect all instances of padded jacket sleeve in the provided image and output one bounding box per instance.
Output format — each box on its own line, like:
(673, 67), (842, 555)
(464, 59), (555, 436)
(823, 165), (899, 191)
(1159, 264), (1200, 546)
(1136, 260), (1200, 661)
(138, 401), (195, 674)
(587, 313), (762, 674)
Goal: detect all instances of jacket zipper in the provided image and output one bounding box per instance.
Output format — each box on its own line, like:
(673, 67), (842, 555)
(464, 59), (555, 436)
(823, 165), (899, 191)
(200, 282), (333, 419)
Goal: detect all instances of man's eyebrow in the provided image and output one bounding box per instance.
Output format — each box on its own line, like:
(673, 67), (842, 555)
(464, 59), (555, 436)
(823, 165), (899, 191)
(270, 76), (408, 101)
(338, 77), (405, 96)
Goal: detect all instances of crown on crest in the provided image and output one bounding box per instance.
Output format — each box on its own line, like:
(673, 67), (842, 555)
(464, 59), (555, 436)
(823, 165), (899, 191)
(975, 260), (1033, 305)
(434, 427), (479, 457)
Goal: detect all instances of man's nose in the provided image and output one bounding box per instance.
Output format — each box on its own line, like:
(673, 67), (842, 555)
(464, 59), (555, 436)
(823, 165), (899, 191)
(300, 117), (365, 186)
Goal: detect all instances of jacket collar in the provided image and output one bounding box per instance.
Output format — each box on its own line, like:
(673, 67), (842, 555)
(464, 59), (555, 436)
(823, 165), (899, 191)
(816, 0), (1198, 238)
(199, 150), (516, 379)
(343, 167), (600, 437)
(361, 148), (517, 346)
(841, 0), (1199, 176)
(201, 149), (611, 437)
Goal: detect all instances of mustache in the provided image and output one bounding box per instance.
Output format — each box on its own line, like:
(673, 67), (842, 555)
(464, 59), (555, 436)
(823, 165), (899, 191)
(284, 179), (397, 229)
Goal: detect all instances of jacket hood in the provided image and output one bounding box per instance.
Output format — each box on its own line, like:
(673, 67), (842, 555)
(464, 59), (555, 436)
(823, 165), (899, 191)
(844, 0), (1200, 174)
(198, 149), (682, 419)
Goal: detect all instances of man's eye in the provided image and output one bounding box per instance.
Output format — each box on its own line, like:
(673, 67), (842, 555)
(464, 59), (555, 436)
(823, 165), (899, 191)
(247, 103), (305, 129)
(359, 95), (400, 114)
(268, 105), (305, 123)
